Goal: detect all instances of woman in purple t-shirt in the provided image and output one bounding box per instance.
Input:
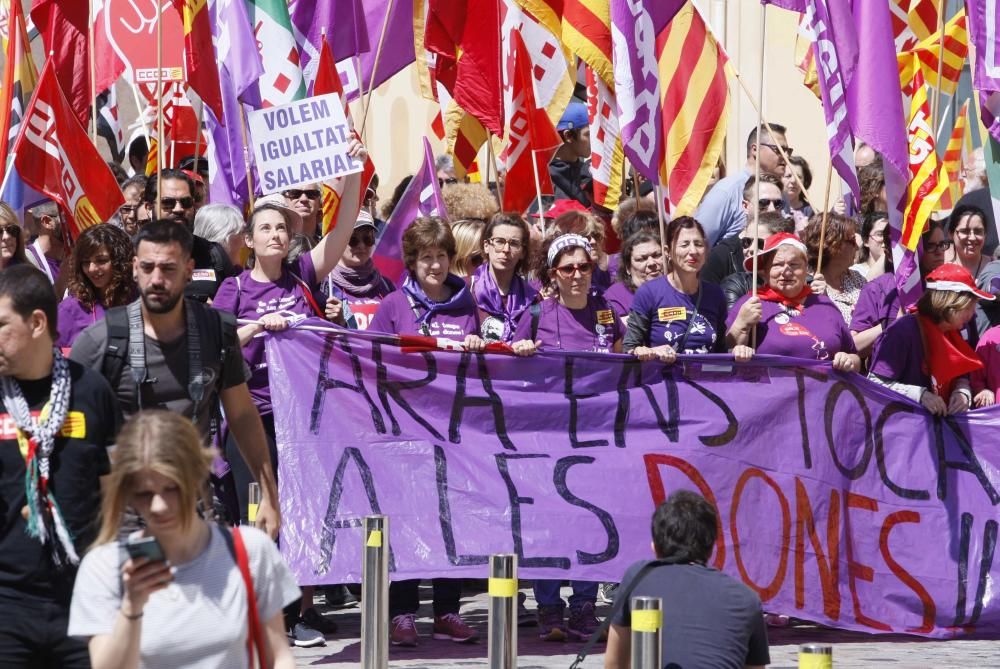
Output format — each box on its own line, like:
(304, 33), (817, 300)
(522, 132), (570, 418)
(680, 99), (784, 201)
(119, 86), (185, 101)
(57, 224), (136, 349)
(727, 233), (861, 371)
(326, 211), (395, 330)
(604, 230), (662, 327)
(472, 213), (537, 344)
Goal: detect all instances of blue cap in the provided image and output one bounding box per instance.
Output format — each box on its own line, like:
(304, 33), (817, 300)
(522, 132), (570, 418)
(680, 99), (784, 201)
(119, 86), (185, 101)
(557, 101), (589, 131)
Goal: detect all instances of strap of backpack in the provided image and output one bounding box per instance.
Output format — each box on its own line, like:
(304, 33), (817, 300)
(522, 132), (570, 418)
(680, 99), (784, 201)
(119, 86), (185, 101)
(568, 557), (682, 669)
(101, 306), (132, 390)
(223, 526), (267, 669)
(530, 302), (542, 342)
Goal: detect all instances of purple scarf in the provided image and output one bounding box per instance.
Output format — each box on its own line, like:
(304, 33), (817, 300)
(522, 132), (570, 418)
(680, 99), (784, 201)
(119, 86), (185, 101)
(472, 263), (537, 342)
(402, 273), (476, 325)
(329, 259), (394, 299)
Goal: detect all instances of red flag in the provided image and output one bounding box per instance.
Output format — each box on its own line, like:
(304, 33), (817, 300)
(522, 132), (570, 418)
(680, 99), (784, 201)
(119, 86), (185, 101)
(30, 0), (90, 125)
(425, 0), (503, 136)
(313, 34), (375, 235)
(501, 30), (560, 213)
(172, 0), (224, 121)
(12, 60), (124, 241)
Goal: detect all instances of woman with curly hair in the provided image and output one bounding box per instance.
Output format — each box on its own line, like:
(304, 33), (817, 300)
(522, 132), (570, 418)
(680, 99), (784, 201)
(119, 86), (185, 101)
(57, 224), (136, 348)
(801, 213), (866, 325)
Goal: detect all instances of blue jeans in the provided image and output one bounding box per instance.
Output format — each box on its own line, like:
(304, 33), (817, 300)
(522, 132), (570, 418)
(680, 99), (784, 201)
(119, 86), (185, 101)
(533, 580), (598, 609)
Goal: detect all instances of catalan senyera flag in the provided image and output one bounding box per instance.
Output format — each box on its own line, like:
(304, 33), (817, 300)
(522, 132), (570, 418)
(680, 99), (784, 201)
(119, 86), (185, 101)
(0, 0), (37, 183)
(890, 0), (939, 52)
(898, 9), (968, 97)
(795, 13), (821, 99)
(12, 59), (124, 241)
(939, 99), (969, 210)
(172, 0), (223, 121)
(901, 66), (949, 251)
(655, 3), (732, 216)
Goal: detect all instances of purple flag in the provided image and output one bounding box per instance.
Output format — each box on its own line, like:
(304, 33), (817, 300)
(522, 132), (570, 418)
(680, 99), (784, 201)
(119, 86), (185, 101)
(353, 0), (415, 100)
(290, 0), (370, 87)
(373, 137), (448, 278)
(268, 326), (1000, 637)
(610, 0), (685, 183)
(967, 0), (1000, 142)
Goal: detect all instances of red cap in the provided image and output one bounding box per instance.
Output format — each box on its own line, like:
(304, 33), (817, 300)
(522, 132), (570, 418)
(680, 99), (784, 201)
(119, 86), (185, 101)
(532, 198), (589, 219)
(925, 263), (995, 301)
(743, 232), (808, 271)
(182, 169), (204, 185)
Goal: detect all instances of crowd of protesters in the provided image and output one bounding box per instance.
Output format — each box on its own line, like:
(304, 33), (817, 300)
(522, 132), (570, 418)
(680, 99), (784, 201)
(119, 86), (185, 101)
(3, 115), (1000, 668)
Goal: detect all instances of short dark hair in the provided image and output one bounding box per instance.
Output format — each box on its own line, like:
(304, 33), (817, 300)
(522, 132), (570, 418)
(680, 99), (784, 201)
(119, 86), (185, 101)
(652, 490), (718, 564)
(788, 155), (813, 190)
(664, 215), (705, 251)
(746, 122), (787, 155)
(402, 217), (455, 273)
(742, 173), (784, 202)
(483, 212), (531, 275)
(751, 210), (794, 236)
(143, 169), (195, 204)
(134, 219), (194, 258)
(620, 209), (659, 240)
(617, 230), (661, 291)
(0, 265), (58, 340)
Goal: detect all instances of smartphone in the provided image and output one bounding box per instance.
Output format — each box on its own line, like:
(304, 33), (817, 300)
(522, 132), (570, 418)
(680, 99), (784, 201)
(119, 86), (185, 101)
(125, 536), (166, 562)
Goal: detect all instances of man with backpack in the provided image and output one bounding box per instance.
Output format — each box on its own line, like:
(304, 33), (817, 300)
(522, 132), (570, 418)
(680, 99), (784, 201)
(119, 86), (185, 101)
(70, 221), (280, 538)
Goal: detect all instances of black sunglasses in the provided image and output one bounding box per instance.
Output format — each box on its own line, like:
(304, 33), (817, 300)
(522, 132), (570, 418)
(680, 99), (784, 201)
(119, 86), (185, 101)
(758, 198), (784, 210)
(160, 197), (194, 210)
(741, 237), (766, 251)
(283, 189), (321, 200)
(349, 233), (376, 247)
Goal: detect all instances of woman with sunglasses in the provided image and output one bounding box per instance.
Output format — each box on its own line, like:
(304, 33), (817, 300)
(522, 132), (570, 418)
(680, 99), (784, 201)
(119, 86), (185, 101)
(551, 210), (612, 294)
(282, 183), (322, 240)
(511, 233), (622, 356)
(624, 217), (752, 362)
(0, 203), (27, 271)
(57, 224), (137, 348)
(946, 204), (990, 282)
(450, 219), (487, 281)
(473, 213), (537, 343)
(850, 220), (952, 357)
(327, 211), (395, 330)
(604, 231), (662, 327)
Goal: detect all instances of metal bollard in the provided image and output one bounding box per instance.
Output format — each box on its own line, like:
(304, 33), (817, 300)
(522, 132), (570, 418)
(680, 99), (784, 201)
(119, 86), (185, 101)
(246, 483), (260, 524)
(488, 554), (518, 669)
(361, 515), (389, 669)
(630, 596), (662, 669)
(798, 643), (833, 668)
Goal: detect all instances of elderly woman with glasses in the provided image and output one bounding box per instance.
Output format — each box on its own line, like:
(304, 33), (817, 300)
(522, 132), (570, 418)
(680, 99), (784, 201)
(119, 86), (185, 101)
(472, 213), (538, 343)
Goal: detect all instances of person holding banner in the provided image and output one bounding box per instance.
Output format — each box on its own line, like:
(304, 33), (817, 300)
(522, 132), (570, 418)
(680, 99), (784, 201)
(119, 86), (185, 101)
(326, 211), (395, 331)
(550, 210), (612, 294)
(726, 234), (860, 371)
(604, 231), (662, 326)
(368, 217), (485, 350)
(511, 233), (622, 356)
(472, 213), (538, 344)
(868, 264), (992, 416)
(68, 411), (298, 669)
(57, 225), (136, 349)
(623, 217), (753, 362)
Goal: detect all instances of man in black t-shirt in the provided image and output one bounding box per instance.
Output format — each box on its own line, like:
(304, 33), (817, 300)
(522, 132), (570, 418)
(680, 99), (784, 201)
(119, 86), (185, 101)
(606, 491), (770, 669)
(0, 266), (122, 668)
(143, 169), (238, 301)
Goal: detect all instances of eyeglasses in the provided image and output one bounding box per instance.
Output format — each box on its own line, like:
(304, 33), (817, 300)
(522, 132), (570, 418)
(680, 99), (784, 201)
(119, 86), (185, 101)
(118, 205), (139, 215)
(741, 237), (766, 251)
(160, 197), (194, 210)
(761, 143), (793, 157)
(487, 236), (524, 251)
(554, 261), (594, 278)
(955, 227), (985, 238)
(349, 233), (375, 247)
(924, 240), (953, 252)
(758, 198), (784, 210)
(283, 189), (321, 200)
(869, 230), (886, 241)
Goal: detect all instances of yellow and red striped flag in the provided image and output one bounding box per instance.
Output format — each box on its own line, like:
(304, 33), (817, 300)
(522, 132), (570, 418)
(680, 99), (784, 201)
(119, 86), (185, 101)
(939, 99), (969, 210)
(902, 65), (949, 251)
(898, 9), (968, 97)
(656, 3), (732, 216)
(794, 13), (821, 100)
(890, 0), (939, 52)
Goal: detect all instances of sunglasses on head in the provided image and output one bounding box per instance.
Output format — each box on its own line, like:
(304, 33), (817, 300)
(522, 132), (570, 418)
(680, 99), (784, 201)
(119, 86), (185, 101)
(554, 261), (593, 278)
(160, 197), (194, 210)
(741, 237), (766, 251)
(349, 232), (376, 247)
(758, 198), (784, 210)
(283, 189), (321, 200)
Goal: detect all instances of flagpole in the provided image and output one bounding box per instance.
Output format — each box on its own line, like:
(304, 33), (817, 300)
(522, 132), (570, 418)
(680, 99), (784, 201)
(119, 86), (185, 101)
(816, 163), (834, 275)
(750, 5), (767, 312)
(131, 84), (152, 144)
(0, 152), (16, 197)
(238, 104), (256, 211)
(156, 0), (164, 198)
(193, 99), (204, 174)
(486, 136), (505, 214)
(89, 0), (98, 147)
(931, 0), (947, 133)
(360, 0), (397, 138)
(530, 149), (545, 223)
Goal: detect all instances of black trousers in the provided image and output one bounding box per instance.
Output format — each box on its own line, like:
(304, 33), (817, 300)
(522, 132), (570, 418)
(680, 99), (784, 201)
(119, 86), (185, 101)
(0, 594), (90, 669)
(389, 579), (462, 618)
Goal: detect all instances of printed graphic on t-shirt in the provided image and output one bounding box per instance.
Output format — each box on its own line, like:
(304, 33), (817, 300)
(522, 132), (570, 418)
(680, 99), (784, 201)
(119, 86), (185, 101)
(658, 306), (687, 322)
(481, 315), (505, 342)
(350, 301), (380, 330)
(255, 295), (301, 315)
(778, 322), (828, 360)
(596, 309), (615, 325)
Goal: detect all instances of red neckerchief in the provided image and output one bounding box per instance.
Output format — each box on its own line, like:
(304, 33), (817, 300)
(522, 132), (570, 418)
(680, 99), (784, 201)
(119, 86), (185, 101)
(756, 284), (813, 311)
(916, 315), (982, 399)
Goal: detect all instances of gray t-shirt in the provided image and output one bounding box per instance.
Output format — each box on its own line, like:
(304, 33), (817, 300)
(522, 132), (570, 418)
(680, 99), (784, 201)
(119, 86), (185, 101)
(68, 525), (299, 669)
(69, 314), (250, 438)
(612, 560), (770, 669)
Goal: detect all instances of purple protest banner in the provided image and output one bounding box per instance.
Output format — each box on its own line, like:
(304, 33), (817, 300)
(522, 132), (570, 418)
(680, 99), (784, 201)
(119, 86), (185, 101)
(267, 323), (1000, 638)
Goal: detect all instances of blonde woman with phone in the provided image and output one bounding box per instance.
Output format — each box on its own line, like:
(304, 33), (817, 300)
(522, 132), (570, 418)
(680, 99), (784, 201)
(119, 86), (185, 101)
(68, 411), (299, 669)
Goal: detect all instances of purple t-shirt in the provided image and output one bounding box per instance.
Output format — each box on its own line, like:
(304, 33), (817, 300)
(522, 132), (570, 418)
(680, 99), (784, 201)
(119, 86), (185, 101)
(869, 314), (929, 387)
(368, 289), (480, 340)
(512, 294), (622, 353)
(57, 297), (105, 349)
(849, 273), (902, 333)
(212, 253), (322, 415)
(630, 277), (728, 353)
(27, 242), (61, 285)
(592, 266), (612, 295)
(727, 293), (856, 361)
(604, 282), (634, 324)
